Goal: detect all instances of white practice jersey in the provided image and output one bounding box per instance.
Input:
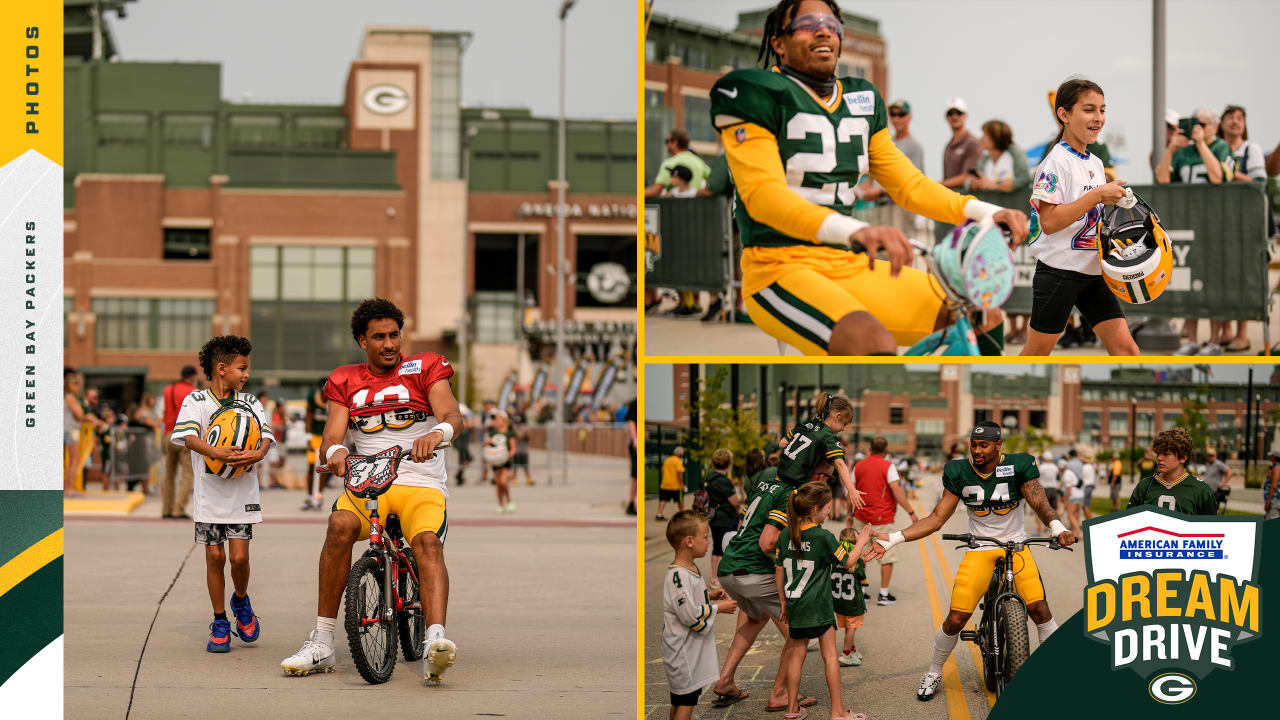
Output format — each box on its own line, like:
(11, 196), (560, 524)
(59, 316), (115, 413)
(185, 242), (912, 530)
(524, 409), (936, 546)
(171, 389), (274, 524)
(661, 564), (719, 695)
(1027, 142), (1107, 274)
(1037, 461), (1059, 490)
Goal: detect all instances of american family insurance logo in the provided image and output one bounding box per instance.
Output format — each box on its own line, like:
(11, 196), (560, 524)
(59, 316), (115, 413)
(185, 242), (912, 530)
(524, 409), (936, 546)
(1082, 508), (1262, 705)
(1117, 526), (1225, 560)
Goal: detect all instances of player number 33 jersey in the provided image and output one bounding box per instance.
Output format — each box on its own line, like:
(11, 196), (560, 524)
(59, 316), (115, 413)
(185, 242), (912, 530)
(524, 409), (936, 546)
(942, 453), (1039, 550)
(325, 352), (454, 492)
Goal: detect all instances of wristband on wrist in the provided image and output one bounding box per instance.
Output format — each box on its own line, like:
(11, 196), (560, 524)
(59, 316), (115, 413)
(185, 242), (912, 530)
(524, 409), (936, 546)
(324, 445), (348, 464)
(877, 531), (905, 551)
(962, 198), (1002, 223)
(429, 422), (455, 444)
(1048, 519), (1069, 537)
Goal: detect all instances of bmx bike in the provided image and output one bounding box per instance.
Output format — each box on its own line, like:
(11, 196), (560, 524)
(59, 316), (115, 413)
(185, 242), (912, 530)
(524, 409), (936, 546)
(326, 445), (441, 684)
(941, 533), (1071, 695)
(852, 220), (1016, 356)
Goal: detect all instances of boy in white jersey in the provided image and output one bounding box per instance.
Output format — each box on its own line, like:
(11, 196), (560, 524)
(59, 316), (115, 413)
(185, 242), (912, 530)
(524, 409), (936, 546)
(662, 510), (737, 718)
(170, 335), (274, 653)
(1021, 78), (1138, 356)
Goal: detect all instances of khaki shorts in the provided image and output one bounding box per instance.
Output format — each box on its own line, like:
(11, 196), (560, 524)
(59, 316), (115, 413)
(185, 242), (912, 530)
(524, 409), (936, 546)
(718, 571), (781, 622)
(834, 612), (865, 629)
(852, 519), (898, 564)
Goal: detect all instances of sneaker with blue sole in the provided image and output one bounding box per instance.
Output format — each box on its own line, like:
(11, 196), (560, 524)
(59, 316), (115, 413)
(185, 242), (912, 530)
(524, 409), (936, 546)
(207, 618), (232, 653)
(230, 594), (260, 643)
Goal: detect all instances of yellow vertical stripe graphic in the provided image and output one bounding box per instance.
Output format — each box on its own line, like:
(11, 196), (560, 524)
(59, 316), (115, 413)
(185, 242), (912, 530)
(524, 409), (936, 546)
(0, 528), (63, 599)
(0, 0), (62, 166)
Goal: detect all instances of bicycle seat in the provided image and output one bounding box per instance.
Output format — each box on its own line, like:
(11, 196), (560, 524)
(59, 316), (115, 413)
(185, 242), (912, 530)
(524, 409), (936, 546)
(384, 513), (404, 541)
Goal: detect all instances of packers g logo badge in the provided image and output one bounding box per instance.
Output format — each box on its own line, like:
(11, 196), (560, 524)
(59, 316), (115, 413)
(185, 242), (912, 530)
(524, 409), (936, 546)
(203, 401), (264, 479)
(1082, 507), (1262, 704)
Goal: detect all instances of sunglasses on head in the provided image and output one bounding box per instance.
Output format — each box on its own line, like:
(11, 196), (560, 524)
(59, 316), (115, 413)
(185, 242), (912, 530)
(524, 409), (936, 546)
(783, 12), (843, 36)
(946, 109), (964, 117)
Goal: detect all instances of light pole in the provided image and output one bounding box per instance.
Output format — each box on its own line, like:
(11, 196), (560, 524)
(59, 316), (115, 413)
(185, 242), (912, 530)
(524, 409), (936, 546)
(553, 0), (577, 484)
(459, 125), (478, 408)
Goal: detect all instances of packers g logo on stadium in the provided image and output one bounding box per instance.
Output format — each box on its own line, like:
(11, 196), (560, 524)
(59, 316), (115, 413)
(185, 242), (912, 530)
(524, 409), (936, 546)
(1082, 507), (1262, 704)
(203, 402), (263, 479)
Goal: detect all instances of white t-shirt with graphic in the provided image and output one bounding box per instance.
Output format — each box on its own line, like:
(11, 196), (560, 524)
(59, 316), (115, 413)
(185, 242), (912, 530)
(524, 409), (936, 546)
(1028, 142), (1107, 274)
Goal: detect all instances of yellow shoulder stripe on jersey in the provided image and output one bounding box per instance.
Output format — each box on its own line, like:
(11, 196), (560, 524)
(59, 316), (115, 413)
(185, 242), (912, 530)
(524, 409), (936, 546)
(721, 123), (836, 244)
(968, 453), (1005, 479)
(770, 66), (843, 114)
(825, 449), (844, 457)
(868, 128), (971, 226)
(769, 510), (790, 527)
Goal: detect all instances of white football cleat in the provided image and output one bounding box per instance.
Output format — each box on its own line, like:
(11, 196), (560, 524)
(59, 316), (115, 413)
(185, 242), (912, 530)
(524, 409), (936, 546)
(424, 637), (456, 684)
(917, 671), (942, 701)
(281, 631), (336, 676)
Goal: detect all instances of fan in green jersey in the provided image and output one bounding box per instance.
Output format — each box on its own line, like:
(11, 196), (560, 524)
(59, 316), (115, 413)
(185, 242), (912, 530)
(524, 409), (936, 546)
(773, 482), (875, 719)
(1127, 427), (1216, 515)
(866, 421), (1074, 701)
(777, 394), (866, 507)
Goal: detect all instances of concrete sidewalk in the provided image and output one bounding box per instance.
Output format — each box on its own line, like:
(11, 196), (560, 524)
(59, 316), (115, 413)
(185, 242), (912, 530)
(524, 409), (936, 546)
(65, 450), (638, 720)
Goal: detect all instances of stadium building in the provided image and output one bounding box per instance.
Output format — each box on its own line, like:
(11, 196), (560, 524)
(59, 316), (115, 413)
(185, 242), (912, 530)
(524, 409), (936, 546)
(62, 1), (636, 405)
(644, 8), (887, 174)
(647, 365), (1280, 459)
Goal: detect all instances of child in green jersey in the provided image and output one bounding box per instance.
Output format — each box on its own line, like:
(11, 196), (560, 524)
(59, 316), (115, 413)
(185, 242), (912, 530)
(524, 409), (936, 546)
(833, 527), (869, 667)
(775, 482), (873, 720)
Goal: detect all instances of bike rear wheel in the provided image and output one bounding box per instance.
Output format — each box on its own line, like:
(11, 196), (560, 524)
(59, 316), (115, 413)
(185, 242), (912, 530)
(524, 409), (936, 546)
(398, 553), (425, 661)
(344, 555), (399, 684)
(997, 596), (1030, 694)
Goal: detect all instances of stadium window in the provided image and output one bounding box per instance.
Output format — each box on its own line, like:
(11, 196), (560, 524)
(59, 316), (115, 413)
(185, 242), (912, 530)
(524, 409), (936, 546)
(474, 233), (539, 298)
(1215, 413), (1234, 431)
(1108, 411), (1129, 435)
(1161, 412), (1181, 430)
(163, 228), (211, 261)
(431, 36), (463, 180)
(293, 115), (347, 149)
(1028, 410), (1047, 428)
(682, 94), (715, 144)
(163, 114), (213, 149)
(973, 408), (991, 424)
(645, 88), (666, 109)
(645, 39), (657, 62)
(92, 297), (214, 350)
(473, 291), (519, 343)
(889, 407), (904, 424)
(229, 115), (283, 147)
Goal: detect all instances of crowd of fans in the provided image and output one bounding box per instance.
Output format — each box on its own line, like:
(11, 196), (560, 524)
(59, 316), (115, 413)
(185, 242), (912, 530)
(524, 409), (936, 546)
(647, 94), (1280, 353)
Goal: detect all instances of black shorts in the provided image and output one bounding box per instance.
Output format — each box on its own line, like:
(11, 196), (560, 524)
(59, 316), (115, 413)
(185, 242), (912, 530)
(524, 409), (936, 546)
(1030, 261), (1125, 334)
(788, 623), (834, 640)
(1044, 487), (1059, 510)
(659, 489), (682, 502)
(711, 525), (732, 557)
(629, 443), (637, 479)
(670, 688), (702, 707)
(512, 452), (529, 467)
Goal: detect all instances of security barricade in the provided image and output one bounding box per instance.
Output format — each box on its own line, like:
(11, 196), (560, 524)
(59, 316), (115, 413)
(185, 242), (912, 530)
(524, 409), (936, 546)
(934, 183), (1271, 321)
(644, 196), (733, 292)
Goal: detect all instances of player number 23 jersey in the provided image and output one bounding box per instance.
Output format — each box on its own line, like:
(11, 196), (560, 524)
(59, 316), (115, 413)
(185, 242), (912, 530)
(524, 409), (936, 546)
(325, 352), (454, 492)
(942, 453), (1039, 550)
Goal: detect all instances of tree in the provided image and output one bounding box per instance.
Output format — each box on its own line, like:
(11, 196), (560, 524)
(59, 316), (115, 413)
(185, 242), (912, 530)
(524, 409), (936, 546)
(1002, 426), (1054, 456)
(1176, 384), (1211, 464)
(685, 366), (768, 485)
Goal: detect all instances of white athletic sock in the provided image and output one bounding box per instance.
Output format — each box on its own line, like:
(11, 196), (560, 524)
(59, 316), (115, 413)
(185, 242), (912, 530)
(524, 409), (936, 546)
(315, 616), (336, 647)
(427, 624), (445, 643)
(879, 587), (890, 596)
(929, 627), (959, 675)
(1036, 619), (1059, 643)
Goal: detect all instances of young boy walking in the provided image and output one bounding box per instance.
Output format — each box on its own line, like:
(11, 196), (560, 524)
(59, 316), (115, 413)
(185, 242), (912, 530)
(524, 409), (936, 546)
(170, 335), (274, 652)
(662, 510), (737, 719)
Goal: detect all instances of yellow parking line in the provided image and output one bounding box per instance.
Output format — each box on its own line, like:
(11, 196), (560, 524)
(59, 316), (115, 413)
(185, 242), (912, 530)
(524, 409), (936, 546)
(929, 533), (997, 709)
(916, 539), (969, 720)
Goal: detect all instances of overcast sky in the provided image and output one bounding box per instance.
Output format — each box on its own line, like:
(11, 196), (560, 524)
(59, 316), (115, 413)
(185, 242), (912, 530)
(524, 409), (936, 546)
(110, 0), (635, 120)
(656, 0), (1279, 184)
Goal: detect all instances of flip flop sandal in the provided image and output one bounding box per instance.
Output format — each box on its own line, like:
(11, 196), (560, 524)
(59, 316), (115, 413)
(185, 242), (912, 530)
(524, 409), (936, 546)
(783, 710), (808, 720)
(767, 696), (817, 712)
(710, 690), (749, 707)
(832, 713), (867, 720)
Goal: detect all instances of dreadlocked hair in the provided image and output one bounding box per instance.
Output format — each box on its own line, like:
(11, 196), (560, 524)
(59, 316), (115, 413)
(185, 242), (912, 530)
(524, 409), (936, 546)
(787, 481), (832, 552)
(757, 0), (843, 67)
(814, 393), (854, 426)
(350, 297), (405, 341)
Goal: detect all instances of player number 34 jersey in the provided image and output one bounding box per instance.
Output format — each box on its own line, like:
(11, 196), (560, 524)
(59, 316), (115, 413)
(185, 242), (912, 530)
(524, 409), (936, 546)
(325, 352), (454, 493)
(942, 453), (1039, 550)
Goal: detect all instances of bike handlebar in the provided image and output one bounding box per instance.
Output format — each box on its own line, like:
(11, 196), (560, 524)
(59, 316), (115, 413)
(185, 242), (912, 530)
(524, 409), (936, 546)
(847, 222), (1013, 257)
(940, 533), (1073, 551)
(314, 444), (449, 473)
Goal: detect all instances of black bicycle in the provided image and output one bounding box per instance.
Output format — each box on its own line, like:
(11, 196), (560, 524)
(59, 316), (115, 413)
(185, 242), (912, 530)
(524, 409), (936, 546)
(942, 533), (1071, 695)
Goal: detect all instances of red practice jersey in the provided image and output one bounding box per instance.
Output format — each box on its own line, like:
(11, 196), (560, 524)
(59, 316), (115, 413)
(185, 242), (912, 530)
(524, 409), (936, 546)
(326, 352), (455, 491)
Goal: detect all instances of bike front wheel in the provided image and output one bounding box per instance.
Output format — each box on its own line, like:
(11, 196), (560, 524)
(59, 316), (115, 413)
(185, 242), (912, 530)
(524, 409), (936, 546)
(996, 596), (1030, 694)
(344, 555), (399, 684)
(398, 553), (425, 661)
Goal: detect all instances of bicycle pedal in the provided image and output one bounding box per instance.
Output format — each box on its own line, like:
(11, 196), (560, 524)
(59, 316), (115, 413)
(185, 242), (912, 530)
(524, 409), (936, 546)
(959, 630), (979, 641)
